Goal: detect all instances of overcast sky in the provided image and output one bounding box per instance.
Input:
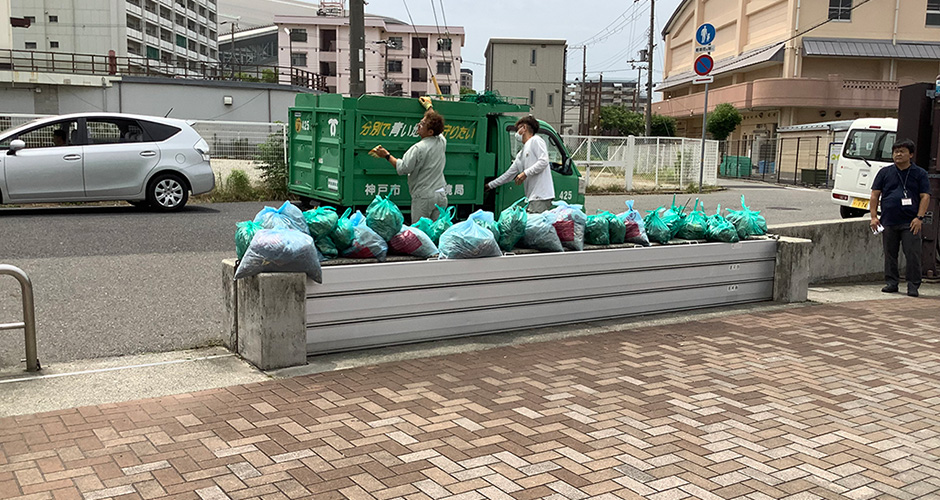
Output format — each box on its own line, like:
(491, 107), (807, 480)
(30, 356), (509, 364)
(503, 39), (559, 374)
(372, 0), (685, 92)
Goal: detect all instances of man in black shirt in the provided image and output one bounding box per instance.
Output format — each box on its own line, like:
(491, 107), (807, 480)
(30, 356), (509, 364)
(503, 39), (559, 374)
(870, 139), (931, 297)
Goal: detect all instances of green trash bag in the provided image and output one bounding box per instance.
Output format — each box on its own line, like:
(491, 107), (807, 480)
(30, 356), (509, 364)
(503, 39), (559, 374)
(585, 213), (610, 245)
(303, 206), (339, 239)
(365, 195), (404, 241)
(659, 195), (682, 228)
(676, 199), (708, 240)
(706, 204), (740, 243)
(603, 211), (626, 244)
(235, 220), (263, 260)
(496, 197), (528, 251)
(725, 195), (767, 239)
(644, 209), (672, 244)
(328, 208), (356, 252)
(470, 209), (500, 241)
(428, 205), (456, 245)
(411, 216), (434, 236)
(315, 235), (338, 259)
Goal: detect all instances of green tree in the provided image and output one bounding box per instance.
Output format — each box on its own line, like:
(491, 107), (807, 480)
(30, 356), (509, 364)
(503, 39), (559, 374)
(650, 114), (678, 137)
(706, 103), (742, 140)
(598, 106), (644, 136)
(459, 86), (475, 95)
(254, 130), (288, 199)
(261, 69), (278, 84)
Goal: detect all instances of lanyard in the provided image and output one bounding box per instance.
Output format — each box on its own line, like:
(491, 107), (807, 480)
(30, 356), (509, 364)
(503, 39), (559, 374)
(896, 167), (911, 197)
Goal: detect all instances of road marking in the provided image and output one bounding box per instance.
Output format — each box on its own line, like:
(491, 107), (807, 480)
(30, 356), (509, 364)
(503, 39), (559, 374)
(0, 353), (236, 384)
(784, 186), (819, 192)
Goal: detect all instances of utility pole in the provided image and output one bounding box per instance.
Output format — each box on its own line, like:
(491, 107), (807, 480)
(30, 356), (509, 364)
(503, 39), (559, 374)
(645, 0), (654, 136)
(349, 0), (365, 97)
(580, 45), (586, 135)
(634, 65), (641, 112)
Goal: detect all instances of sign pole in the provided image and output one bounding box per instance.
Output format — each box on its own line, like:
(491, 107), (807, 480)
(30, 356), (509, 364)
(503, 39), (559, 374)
(699, 82), (709, 192)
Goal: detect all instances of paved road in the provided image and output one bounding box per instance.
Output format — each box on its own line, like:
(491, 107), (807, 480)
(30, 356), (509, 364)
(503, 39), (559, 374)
(0, 181), (839, 367)
(2, 299), (938, 500)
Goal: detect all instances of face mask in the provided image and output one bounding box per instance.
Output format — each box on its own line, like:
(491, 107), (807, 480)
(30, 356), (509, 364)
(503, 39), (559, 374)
(514, 132), (523, 142)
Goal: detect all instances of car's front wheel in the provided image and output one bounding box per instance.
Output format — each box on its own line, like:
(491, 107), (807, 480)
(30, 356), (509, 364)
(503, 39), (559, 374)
(147, 173), (189, 211)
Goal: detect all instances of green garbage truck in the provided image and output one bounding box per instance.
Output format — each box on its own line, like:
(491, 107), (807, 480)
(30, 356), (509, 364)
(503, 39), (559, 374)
(286, 93), (585, 218)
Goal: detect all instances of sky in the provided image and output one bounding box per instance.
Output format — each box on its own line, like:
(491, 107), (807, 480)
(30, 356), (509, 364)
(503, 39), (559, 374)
(371, 0), (685, 92)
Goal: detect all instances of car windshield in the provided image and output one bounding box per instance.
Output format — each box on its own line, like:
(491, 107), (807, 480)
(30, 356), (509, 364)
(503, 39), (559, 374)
(843, 129), (896, 162)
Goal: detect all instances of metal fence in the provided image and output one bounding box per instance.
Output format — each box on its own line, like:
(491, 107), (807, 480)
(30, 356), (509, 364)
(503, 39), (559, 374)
(719, 137), (841, 188)
(562, 135), (719, 191)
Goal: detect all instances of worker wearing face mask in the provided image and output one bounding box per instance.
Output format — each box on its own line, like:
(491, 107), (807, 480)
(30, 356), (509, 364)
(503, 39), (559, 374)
(484, 115), (555, 213)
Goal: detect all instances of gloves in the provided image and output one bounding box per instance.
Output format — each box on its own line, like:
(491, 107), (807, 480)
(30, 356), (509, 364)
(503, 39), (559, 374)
(419, 96), (433, 110)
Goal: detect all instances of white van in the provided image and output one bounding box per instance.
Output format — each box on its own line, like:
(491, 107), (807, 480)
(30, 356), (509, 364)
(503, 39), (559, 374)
(831, 118), (898, 218)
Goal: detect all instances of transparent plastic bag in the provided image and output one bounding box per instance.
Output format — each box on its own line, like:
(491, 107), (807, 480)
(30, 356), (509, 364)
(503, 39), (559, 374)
(234, 228), (322, 283)
(725, 195), (767, 239)
(341, 224), (388, 261)
(521, 212), (563, 252)
(389, 226), (439, 258)
(644, 209), (672, 244)
(439, 215), (502, 259)
(469, 209), (501, 242)
(549, 201), (586, 251)
(303, 206), (338, 239)
(253, 201), (309, 235)
(585, 213), (610, 245)
(676, 199), (707, 240)
(235, 220), (263, 260)
(365, 195), (404, 241)
(496, 197), (528, 251)
(617, 200), (650, 246)
(412, 217), (434, 237)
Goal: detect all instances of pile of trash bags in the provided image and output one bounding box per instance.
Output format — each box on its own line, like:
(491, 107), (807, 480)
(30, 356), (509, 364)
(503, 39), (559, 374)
(234, 201), (323, 282)
(233, 195), (769, 274)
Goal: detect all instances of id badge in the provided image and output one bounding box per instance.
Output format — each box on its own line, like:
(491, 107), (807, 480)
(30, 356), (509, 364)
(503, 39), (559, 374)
(902, 198), (913, 206)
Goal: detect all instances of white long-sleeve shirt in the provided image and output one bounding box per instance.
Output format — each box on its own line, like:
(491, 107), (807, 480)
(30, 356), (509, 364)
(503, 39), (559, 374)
(487, 135), (555, 201)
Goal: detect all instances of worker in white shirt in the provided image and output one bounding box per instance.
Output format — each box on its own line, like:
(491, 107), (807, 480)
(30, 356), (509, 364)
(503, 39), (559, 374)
(484, 115), (555, 213)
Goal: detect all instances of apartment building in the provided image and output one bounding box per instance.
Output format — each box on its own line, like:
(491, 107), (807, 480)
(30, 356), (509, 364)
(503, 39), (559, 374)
(654, 0), (940, 140)
(273, 12), (464, 96)
(460, 67), (472, 90)
(12, 0), (219, 72)
(485, 38), (566, 130)
(562, 79), (647, 135)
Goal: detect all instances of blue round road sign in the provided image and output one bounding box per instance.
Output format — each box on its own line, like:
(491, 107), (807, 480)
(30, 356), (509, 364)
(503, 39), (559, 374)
(694, 54), (714, 76)
(696, 23), (716, 45)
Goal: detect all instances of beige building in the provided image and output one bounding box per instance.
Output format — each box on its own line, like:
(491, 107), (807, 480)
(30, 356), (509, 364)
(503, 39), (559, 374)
(485, 38), (566, 130)
(654, 0), (940, 140)
(274, 13), (464, 97)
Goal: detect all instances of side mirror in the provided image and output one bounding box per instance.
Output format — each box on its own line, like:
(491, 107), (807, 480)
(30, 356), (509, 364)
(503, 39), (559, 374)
(8, 139), (25, 154)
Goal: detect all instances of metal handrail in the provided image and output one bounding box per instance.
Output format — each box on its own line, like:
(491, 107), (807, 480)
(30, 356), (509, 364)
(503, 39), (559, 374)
(0, 265), (39, 372)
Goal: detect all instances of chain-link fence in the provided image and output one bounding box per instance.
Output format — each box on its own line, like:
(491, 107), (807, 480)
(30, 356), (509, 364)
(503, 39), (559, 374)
(719, 137), (841, 188)
(563, 135), (719, 191)
(190, 120), (285, 160)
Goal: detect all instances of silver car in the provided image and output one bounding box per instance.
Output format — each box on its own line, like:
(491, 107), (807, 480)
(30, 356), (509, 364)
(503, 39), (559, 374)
(0, 112), (214, 211)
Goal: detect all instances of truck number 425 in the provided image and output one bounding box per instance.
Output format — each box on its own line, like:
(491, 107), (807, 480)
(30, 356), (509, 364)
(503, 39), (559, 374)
(558, 191), (573, 201)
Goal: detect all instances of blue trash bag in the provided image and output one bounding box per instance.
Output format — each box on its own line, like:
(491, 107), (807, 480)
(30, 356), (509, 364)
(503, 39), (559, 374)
(365, 195), (404, 241)
(468, 209), (501, 241)
(253, 201), (309, 235)
(348, 209), (365, 228)
(341, 223), (388, 261)
(234, 228), (322, 283)
(548, 201), (587, 251)
(521, 212), (564, 252)
(389, 226), (439, 258)
(438, 215), (502, 259)
(617, 200), (651, 246)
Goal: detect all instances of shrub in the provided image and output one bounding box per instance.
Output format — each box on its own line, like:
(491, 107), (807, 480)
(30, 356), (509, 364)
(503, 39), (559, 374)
(254, 131), (289, 199)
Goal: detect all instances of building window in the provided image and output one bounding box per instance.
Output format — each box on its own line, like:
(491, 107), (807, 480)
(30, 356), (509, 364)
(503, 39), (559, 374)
(411, 91), (421, 98)
(385, 81), (403, 96)
(320, 29), (337, 52)
(411, 37), (428, 58)
(439, 84), (451, 95)
(177, 34), (187, 47)
(48, 15), (58, 23)
(828, 0), (852, 20)
(25, 41), (37, 49)
(291, 52), (307, 67)
(437, 38), (452, 51)
(24, 16), (35, 25)
(289, 28), (307, 42)
(50, 41), (59, 49)
(547, 93), (553, 107)
(436, 61), (451, 74)
(146, 45), (160, 60)
(529, 89), (535, 105)
(388, 36), (403, 49)
(530, 48), (537, 65)
(387, 59), (403, 73)
(928, 0), (940, 26)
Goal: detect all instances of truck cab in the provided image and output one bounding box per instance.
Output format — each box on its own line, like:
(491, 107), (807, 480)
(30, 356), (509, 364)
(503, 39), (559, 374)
(830, 118), (897, 218)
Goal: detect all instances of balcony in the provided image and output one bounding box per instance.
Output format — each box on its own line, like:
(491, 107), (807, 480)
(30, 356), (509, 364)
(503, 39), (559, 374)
(126, 4), (143, 16)
(126, 27), (143, 40)
(144, 10), (159, 23)
(160, 17), (173, 29)
(653, 75), (909, 118)
(145, 34), (160, 47)
(160, 39), (173, 51)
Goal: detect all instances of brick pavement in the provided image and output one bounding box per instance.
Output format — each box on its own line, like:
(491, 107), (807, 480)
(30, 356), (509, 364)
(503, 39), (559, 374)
(2, 299), (940, 500)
